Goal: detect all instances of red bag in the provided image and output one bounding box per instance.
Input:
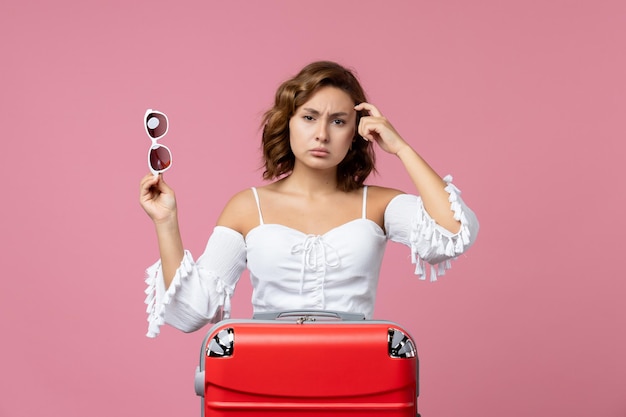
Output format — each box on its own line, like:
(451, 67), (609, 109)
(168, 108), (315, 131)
(194, 311), (419, 416)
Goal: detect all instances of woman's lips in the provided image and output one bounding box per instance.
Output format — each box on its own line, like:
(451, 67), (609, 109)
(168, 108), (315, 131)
(310, 147), (329, 157)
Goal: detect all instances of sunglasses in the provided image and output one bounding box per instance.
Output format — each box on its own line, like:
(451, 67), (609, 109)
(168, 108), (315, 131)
(145, 109), (172, 175)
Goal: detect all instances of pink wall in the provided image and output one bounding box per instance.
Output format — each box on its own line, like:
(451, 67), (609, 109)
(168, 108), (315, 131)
(2, 1), (625, 416)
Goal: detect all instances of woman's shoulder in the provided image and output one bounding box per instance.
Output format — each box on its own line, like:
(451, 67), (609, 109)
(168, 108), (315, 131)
(365, 184), (405, 205)
(216, 187), (260, 234)
(362, 185), (405, 226)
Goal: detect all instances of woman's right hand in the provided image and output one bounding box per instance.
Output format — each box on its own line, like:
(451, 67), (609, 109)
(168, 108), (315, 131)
(139, 173), (178, 224)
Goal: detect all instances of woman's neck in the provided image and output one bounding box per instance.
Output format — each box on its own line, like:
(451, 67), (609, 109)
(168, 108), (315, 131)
(278, 165), (339, 196)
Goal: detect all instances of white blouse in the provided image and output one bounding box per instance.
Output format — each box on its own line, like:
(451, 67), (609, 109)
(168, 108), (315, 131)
(144, 175), (479, 337)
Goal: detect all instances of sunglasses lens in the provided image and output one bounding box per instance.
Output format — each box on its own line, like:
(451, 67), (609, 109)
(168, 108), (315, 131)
(150, 146), (172, 172)
(146, 112), (168, 139)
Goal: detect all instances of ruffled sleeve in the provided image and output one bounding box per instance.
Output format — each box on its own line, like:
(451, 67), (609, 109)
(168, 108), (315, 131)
(384, 175), (479, 282)
(144, 226), (247, 338)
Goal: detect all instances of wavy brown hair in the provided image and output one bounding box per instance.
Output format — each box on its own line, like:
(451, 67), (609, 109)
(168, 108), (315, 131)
(261, 61), (376, 191)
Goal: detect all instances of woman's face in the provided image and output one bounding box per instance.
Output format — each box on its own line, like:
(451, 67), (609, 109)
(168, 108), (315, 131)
(288, 86), (357, 172)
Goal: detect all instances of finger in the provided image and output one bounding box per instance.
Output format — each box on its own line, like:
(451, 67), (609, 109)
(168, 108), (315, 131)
(141, 172), (156, 183)
(153, 175), (177, 201)
(141, 175), (167, 203)
(140, 173), (160, 191)
(358, 116), (384, 140)
(354, 102), (383, 118)
(357, 117), (371, 141)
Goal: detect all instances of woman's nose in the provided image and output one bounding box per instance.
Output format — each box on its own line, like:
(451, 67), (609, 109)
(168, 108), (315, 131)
(316, 123), (329, 142)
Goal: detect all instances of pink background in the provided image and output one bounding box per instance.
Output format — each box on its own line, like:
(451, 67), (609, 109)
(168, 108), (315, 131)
(2, 0), (625, 416)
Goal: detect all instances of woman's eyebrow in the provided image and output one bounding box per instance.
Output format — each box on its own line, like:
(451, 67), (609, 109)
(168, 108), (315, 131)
(302, 108), (351, 117)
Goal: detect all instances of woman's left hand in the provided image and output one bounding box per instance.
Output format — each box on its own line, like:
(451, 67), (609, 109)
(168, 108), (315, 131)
(354, 102), (409, 155)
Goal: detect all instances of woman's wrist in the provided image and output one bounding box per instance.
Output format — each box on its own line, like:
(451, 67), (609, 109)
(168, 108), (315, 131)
(394, 144), (415, 158)
(153, 211), (179, 230)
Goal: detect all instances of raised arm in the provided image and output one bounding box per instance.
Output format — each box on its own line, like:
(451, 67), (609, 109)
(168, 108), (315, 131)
(355, 102), (461, 233)
(139, 173), (184, 289)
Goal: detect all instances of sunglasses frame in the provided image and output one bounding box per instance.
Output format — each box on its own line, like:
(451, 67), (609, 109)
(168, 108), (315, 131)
(145, 109), (172, 175)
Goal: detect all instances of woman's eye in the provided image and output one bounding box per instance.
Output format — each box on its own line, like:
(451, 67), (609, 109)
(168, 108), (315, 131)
(303, 115), (314, 121)
(332, 119), (346, 125)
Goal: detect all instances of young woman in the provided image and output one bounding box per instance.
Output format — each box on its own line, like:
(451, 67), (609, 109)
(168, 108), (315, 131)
(140, 61), (479, 337)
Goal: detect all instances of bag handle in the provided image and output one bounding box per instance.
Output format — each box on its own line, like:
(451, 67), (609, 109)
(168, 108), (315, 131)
(252, 310), (365, 321)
